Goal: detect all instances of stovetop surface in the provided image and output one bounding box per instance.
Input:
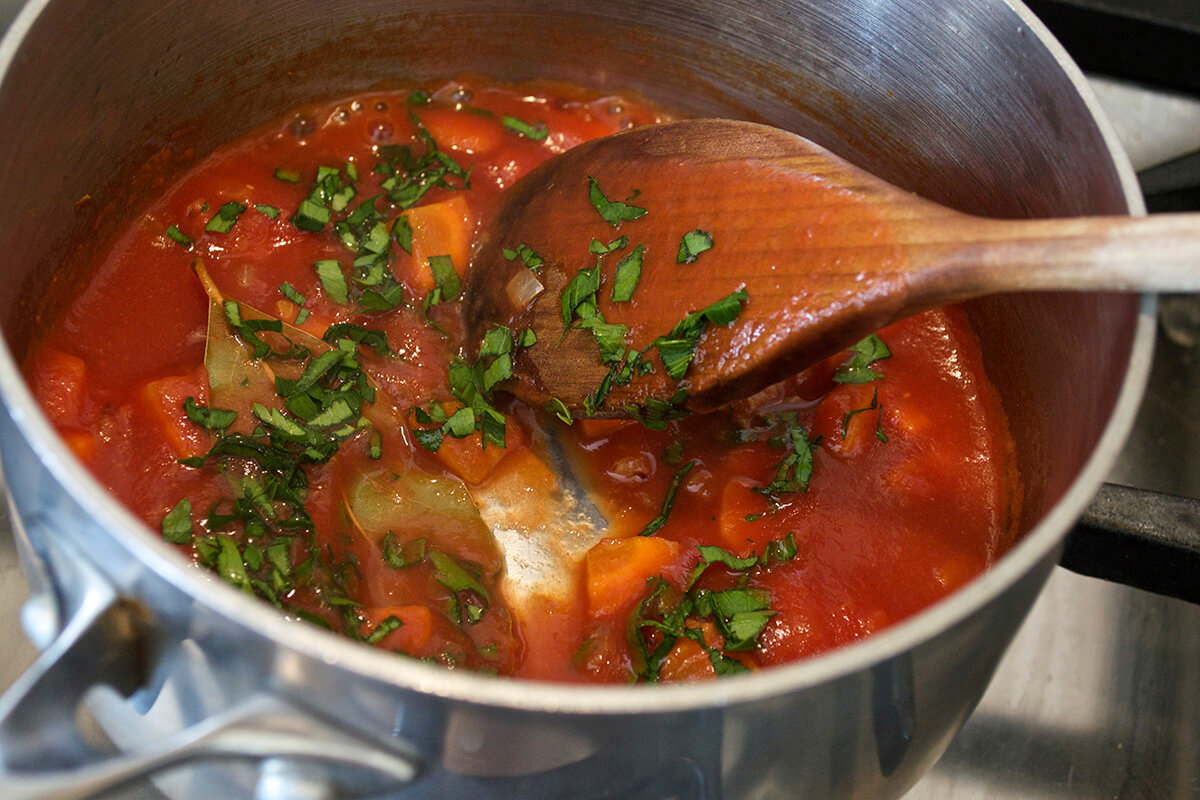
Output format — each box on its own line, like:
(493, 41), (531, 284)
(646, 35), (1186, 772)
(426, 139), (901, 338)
(2, 3), (1200, 798)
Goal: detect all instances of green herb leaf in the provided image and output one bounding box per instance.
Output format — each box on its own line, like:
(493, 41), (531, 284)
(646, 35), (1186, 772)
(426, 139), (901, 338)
(165, 224), (193, 247)
(610, 244), (645, 302)
(314, 260), (350, 304)
(216, 537), (253, 593)
(161, 498), (194, 544)
(279, 282), (306, 306)
(590, 235), (628, 255)
(689, 545), (758, 586)
(639, 460), (696, 536)
(560, 266), (602, 324)
(501, 114), (549, 140)
(205, 201), (247, 234)
(762, 532), (798, 566)
(648, 289), (748, 381)
(502, 242), (544, 271)
(412, 425), (443, 452)
(758, 415), (817, 497)
(677, 229), (714, 263)
(381, 532), (427, 569)
(392, 214), (413, 254)
(323, 322), (392, 356)
(255, 203), (281, 219)
(292, 198), (331, 232)
(546, 397), (573, 425)
(365, 614), (404, 644)
(834, 334), (892, 384)
(183, 396), (238, 431)
(428, 255), (461, 301)
(587, 176), (647, 226)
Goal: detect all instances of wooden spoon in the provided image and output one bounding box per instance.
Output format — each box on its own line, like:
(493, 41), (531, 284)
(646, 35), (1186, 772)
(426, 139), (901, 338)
(467, 118), (1200, 417)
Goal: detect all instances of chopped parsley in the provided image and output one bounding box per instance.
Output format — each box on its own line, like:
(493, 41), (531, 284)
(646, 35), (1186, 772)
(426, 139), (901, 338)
(391, 214), (413, 254)
(546, 396), (573, 425)
(610, 244), (645, 302)
(161, 498), (194, 544)
(502, 242), (544, 271)
(676, 229), (713, 263)
(834, 334), (892, 383)
(412, 324), (533, 453)
(756, 413), (818, 498)
(205, 201), (247, 234)
(638, 459), (696, 536)
(165, 224), (193, 247)
(313, 260), (350, 304)
(587, 176), (647, 226)
(501, 114), (549, 140)
(426, 255), (461, 305)
(628, 533), (797, 681)
(647, 288), (748, 380)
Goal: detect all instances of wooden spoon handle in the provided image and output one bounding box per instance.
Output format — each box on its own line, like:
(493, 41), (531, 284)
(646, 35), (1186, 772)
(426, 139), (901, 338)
(904, 212), (1200, 304)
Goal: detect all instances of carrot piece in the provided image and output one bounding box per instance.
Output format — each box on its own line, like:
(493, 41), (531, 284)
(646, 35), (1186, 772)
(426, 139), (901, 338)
(361, 604), (435, 653)
(585, 536), (684, 617)
(432, 430), (510, 485)
(409, 403), (530, 485)
(394, 195), (474, 295)
(30, 348), (87, 427)
(137, 371), (209, 459)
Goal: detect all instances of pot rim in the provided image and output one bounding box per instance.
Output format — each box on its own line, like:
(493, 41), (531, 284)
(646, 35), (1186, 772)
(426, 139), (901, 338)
(0, 0), (1157, 715)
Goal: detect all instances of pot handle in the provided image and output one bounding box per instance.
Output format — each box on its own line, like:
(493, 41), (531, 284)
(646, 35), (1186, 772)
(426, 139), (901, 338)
(1061, 482), (1200, 604)
(0, 588), (420, 800)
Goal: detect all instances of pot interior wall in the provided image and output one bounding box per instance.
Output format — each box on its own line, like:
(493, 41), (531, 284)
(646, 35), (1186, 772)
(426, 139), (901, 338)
(0, 0), (1138, 545)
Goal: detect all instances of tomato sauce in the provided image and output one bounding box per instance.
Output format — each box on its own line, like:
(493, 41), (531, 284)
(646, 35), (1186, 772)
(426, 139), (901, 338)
(23, 78), (1020, 683)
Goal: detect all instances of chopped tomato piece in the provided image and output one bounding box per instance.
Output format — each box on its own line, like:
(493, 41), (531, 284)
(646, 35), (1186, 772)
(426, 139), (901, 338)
(30, 348), (86, 427)
(811, 382), (885, 457)
(418, 107), (503, 155)
(717, 478), (772, 555)
(136, 370), (209, 459)
(60, 429), (98, 464)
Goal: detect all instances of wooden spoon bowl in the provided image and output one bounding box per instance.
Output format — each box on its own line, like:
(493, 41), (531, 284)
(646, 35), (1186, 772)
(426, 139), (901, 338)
(467, 119), (1200, 417)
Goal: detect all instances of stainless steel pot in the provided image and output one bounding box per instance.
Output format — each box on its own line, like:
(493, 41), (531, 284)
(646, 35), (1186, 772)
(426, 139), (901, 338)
(0, 1), (1154, 798)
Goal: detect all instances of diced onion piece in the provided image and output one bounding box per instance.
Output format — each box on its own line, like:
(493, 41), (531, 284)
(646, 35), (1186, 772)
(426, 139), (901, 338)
(505, 268), (544, 309)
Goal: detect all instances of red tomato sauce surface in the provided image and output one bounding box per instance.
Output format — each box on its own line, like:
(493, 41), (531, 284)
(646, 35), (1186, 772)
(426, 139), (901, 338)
(24, 78), (1020, 683)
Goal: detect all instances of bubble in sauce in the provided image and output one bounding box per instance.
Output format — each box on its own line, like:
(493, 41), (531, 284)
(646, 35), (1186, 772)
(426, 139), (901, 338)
(368, 120), (394, 143)
(288, 115), (316, 139)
